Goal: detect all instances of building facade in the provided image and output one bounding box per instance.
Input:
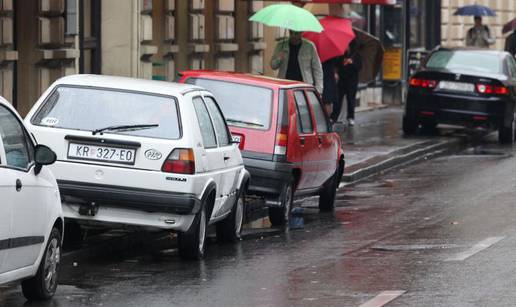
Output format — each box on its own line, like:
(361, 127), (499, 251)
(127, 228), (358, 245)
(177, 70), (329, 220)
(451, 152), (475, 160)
(6, 0), (266, 115)
(9, 0), (513, 115)
(441, 0), (516, 50)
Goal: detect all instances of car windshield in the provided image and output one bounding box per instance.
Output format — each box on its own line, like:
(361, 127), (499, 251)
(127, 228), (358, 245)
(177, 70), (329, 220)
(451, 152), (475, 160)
(31, 86), (181, 139)
(187, 78), (273, 130)
(426, 51), (502, 74)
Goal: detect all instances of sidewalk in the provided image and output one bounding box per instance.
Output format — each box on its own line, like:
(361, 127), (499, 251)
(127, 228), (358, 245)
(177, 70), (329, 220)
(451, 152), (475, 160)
(340, 107), (467, 183)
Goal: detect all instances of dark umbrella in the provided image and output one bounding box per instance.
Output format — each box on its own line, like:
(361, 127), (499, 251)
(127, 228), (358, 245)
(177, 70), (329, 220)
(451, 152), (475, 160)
(453, 5), (496, 16)
(503, 18), (516, 34)
(353, 28), (384, 84)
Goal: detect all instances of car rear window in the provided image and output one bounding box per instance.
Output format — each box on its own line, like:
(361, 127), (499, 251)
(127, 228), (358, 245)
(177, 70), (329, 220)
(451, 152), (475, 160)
(187, 78), (273, 130)
(31, 86), (181, 140)
(426, 51), (502, 74)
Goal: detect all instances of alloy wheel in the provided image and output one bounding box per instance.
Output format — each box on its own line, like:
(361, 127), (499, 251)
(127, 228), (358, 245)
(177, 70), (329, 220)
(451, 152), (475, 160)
(44, 238), (60, 292)
(235, 196), (244, 237)
(198, 208), (207, 254)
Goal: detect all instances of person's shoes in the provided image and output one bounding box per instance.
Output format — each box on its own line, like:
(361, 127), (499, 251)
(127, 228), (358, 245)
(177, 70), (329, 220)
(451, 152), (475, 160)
(347, 118), (355, 127)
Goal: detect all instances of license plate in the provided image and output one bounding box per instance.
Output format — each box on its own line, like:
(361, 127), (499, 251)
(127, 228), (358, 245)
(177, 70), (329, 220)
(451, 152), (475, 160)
(438, 81), (475, 92)
(68, 143), (136, 165)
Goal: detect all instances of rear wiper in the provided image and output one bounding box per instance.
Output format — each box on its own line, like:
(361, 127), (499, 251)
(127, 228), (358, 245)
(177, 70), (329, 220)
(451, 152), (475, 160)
(92, 124), (159, 135)
(226, 118), (264, 128)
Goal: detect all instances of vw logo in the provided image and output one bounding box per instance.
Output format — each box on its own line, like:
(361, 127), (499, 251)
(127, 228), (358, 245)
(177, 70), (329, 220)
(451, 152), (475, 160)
(145, 149), (163, 160)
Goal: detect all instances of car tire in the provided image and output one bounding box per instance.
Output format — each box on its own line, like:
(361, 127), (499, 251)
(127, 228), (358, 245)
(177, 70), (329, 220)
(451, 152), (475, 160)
(499, 121), (514, 144)
(268, 179), (294, 227)
(319, 165), (344, 212)
(178, 203), (208, 261)
(216, 189), (245, 243)
(22, 227), (61, 301)
(402, 115), (418, 136)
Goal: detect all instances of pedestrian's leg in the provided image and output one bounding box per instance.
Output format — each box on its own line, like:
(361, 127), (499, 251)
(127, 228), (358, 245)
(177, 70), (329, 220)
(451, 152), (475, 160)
(346, 83), (358, 120)
(332, 82), (345, 122)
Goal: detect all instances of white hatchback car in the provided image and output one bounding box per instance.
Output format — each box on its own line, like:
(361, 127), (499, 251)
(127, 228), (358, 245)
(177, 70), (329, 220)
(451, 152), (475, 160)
(0, 98), (63, 300)
(25, 75), (249, 260)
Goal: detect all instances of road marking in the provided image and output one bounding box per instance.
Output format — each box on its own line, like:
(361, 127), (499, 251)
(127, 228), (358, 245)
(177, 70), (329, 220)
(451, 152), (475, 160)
(446, 236), (505, 261)
(358, 291), (406, 307)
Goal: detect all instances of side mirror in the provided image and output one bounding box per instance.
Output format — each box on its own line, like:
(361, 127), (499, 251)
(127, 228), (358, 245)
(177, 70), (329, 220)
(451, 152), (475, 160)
(34, 144), (57, 175)
(332, 122), (346, 133)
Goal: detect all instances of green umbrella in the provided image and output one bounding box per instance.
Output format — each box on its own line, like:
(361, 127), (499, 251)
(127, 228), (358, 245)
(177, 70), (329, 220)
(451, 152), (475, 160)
(249, 4), (323, 33)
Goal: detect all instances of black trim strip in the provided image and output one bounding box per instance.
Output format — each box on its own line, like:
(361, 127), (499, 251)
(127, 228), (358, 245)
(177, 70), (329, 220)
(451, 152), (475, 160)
(65, 135), (142, 148)
(0, 236), (45, 251)
(58, 180), (201, 215)
(241, 150), (273, 161)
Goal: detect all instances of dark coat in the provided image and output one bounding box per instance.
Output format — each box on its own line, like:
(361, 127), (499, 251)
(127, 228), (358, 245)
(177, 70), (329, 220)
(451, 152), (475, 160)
(337, 50), (363, 86)
(322, 58), (339, 105)
(505, 32), (516, 57)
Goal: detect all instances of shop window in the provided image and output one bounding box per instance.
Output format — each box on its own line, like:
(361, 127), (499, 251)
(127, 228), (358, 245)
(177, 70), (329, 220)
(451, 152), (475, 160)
(381, 5), (403, 48)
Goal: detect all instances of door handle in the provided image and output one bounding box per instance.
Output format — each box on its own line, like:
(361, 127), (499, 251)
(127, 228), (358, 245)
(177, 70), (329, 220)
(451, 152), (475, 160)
(318, 136), (323, 146)
(224, 156), (230, 161)
(15, 179), (22, 192)
(300, 137), (306, 146)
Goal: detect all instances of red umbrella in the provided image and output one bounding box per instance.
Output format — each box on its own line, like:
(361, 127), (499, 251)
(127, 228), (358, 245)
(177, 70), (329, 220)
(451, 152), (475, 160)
(503, 18), (516, 34)
(303, 16), (355, 63)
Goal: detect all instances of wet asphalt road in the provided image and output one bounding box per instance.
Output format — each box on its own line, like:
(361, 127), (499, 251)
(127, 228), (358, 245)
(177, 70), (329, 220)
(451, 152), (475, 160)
(3, 135), (516, 306)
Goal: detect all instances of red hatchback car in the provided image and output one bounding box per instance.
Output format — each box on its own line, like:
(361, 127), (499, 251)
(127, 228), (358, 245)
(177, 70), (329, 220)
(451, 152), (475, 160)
(179, 71), (344, 226)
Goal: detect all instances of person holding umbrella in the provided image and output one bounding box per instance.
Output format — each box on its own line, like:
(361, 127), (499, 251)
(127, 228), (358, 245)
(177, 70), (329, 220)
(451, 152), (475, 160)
(333, 39), (362, 125)
(250, 3), (324, 93)
(453, 5), (496, 48)
(270, 31), (324, 93)
(466, 16), (495, 48)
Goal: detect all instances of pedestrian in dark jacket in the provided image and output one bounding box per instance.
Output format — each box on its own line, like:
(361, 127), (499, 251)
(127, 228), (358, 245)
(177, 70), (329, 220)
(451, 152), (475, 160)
(332, 40), (362, 126)
(322, 57), (339, 114)
(505, 30), (516, 57)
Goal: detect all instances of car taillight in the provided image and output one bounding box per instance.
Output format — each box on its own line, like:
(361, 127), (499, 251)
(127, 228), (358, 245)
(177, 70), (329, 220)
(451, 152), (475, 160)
(274, 125), (288, 155)
(409, 78), (437, 89)
(476, 84), (509, 95)
(162, 148), (195, 174)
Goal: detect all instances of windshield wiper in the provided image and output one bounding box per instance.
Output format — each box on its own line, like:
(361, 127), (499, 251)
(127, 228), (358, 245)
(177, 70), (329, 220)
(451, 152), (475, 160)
(92, 124), (159, 135)
(226, 118), (264, 128)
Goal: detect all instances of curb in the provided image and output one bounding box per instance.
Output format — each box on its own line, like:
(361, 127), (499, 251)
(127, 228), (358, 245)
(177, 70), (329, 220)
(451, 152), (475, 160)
(342, 137), (466, 183)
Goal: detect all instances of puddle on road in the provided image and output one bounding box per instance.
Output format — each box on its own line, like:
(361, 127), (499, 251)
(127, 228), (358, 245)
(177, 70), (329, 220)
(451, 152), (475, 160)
(456, 146), (511, 157)
(371, 243), (460, 252)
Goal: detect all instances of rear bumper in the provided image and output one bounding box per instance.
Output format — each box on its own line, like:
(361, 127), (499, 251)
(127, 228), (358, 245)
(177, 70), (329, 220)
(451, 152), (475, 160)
(406, 90), (514, 128)
(243, 157), (293, 197)
(58, 180), (201, 215)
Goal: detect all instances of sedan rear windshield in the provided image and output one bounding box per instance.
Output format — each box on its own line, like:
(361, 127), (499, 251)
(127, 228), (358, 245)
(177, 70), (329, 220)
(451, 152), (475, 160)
(426, 51), (502, 74)
(32, 86), (181, 139)
(187, 78), (273, 130)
